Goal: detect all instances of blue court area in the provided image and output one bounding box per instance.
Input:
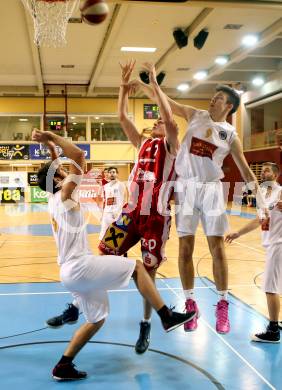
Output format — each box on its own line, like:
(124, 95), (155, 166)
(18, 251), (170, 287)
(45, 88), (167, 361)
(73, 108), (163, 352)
(0, 277), (281, 390)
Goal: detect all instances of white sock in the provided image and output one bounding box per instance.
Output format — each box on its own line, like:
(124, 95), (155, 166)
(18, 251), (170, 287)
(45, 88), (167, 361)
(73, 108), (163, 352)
(142, 318), (151, 323)
(72, 299), (79, 309)
(218, 290), (228, 301)
(184, 289), (194, 300)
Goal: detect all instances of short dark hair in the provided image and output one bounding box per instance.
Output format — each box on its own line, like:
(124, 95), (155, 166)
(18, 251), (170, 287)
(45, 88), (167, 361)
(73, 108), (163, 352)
(103, 168), (108, 172)
(108, 166), (118, 173)
(37, 162), (60, 194)
(262, 162), (280, 176)
(216, 85), (240, 115)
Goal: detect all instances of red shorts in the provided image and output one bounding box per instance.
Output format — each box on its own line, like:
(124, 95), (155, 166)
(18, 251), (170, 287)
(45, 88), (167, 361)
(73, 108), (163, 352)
(98, 209), (171, 271)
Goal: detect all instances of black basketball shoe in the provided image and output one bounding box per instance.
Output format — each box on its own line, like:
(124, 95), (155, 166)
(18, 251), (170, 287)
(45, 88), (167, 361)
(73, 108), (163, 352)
(135, 321), (151, 354)
(251, 325), (280, 343)
(46, 304), (79, 328)
(52, 362), (87, 381)
(162, 309), (196, 332)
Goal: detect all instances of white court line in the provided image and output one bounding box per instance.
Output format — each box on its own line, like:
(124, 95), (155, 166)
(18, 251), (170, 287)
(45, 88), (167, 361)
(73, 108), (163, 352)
(159, 277), (276, 390)
(0, 284), (260, 297)
(231, 240), (265, 255)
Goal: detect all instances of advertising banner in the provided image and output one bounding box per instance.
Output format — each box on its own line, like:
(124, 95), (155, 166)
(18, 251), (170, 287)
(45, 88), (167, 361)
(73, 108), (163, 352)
(29, 144), (90, 160)
(0, 187), (25, 203)
(0, 144), (29, 160)
(30, 186), (48, 203)
(28, 173), (38, 186)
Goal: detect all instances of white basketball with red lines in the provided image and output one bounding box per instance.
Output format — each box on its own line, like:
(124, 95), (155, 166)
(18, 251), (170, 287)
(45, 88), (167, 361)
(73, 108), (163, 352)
(80, 0), (109, 25)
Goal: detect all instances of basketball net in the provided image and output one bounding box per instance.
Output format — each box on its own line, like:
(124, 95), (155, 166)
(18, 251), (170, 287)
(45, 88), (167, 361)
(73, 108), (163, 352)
(21, 0), (79, 47)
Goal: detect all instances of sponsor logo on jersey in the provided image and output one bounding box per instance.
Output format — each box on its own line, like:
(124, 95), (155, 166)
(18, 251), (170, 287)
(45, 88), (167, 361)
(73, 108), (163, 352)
(219, 130), (227, 140)
(106, 197), (116, 206)
(142, 251), (158, 268)
(115, 214), (132, 231)
(190, 136), (218, 160)
(103, 225), (127, 250)
(136, 168), (156, 182)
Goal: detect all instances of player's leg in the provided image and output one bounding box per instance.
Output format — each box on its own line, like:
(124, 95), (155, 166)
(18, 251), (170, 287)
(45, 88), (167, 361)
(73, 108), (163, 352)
(132, 260), (196, 332)
(178, 235), (200, 332)
(135, 268), (156, 354)
(252, 245), (281, 343)
(203, 182), (230, 334)
(176, 198), (200, 332)
(52, 291), (108, 381)
(206, 235), (230, 334)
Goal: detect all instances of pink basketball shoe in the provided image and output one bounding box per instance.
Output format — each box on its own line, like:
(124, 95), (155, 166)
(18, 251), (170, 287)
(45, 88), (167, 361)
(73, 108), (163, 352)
(216, 300), (230, 334)
(184, 299), (199, 332)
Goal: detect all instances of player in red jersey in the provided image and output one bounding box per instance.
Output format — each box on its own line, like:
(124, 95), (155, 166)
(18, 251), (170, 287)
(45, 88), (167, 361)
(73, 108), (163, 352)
(98, 61), (179, 354)
(45, 61), (179, 354)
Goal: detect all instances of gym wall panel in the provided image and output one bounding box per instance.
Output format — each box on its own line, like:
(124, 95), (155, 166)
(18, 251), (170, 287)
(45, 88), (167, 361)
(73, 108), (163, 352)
(91, 142), (136, 162)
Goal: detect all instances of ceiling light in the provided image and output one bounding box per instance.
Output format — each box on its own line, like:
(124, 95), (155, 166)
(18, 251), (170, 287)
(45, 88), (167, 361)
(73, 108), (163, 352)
(193, 71), (208, 80)
(72, 122), (77, 125)
(177, 83), (190, 92)
(95, 116), (99, 120)
(100, 122), (104, 125)
(234, 89), (245, 95)
(121, 47), (156, 53)
(242, 34), (258, 47)
(71, 116), (76, 120)
(252, 77), (264, 86)
(215, 56), (229, 65)
(19, 118), (28, 122)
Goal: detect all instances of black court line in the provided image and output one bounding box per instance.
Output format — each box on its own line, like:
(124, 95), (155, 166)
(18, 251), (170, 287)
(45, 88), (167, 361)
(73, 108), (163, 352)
(0, 340), (225, 390)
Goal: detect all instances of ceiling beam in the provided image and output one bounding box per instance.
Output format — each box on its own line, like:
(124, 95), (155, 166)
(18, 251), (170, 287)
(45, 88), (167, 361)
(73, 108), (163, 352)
(155, 8), (213, 71)
(111, 1), (282, 11)
(87, 4), (129, 96)
(188, 17), (282, 93)
(22, 5), (44, 94)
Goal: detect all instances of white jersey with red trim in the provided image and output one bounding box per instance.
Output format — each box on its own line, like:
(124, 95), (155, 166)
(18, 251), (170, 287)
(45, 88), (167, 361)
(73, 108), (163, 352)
(48, 191), (92, 266)
(260, 183), (282, 247)
(175, 110), (237, 182)
(128, 137), (176, 215)
(103, 180), (126, 214)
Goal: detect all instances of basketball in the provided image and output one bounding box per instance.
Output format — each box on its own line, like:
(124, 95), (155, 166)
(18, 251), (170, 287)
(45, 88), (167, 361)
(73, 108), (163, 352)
(80, 0), (109, 25)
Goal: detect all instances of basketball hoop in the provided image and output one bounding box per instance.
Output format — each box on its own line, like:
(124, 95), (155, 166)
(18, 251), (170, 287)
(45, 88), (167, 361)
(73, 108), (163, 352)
(21, 0), (79, 47)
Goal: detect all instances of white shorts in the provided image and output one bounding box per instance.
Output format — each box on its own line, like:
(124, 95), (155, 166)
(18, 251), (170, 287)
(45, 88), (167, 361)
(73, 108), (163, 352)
(263, 244), (282, 294)
(60, 255), (136, 323)
(175, 180), (228, 237)
(99, 212), (118, 240)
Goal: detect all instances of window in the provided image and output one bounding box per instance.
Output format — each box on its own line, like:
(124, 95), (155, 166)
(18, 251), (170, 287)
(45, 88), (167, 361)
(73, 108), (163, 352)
(45, 115), (87, 141)
(91, 116), (128, 141)
(67, 116), (87, 141)
(0, 116), (41, 141)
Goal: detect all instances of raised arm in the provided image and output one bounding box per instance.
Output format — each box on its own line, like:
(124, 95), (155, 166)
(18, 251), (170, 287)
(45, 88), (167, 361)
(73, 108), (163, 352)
(231, 136), (266, 211)
(118, 60), (143, 148)
(143, 62), (179, 154)
(32, 129), (85, 202)
(131, 79), (196, 121)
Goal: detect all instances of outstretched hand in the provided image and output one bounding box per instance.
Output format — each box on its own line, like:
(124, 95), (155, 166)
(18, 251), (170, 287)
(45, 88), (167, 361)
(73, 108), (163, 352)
(119, 59), (136, 85)
(225, 232), (240, 244)
(32, 128), (53, 144)
(142, 62), (157, 84)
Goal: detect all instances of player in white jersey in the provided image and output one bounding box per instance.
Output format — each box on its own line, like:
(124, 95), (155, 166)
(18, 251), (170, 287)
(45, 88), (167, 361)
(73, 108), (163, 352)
(99, 166), (127, 240)
(32, 129), (195, 381)
(134, 81), (266, 334)
(226, 162), (282, 343)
